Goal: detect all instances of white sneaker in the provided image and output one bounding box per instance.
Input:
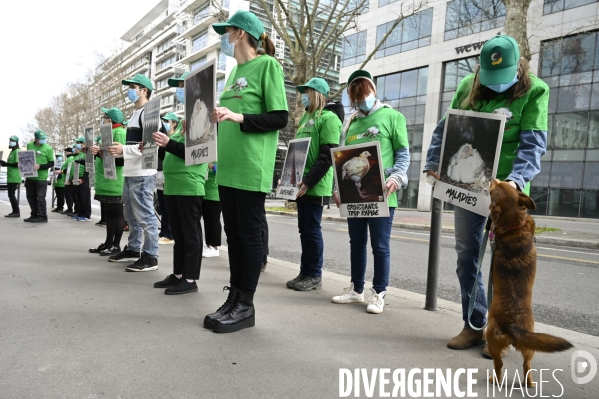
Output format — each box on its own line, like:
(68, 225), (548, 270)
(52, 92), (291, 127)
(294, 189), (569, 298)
(366, 288), (386, 314)
(203, 246), (219, 258)
(158, 237), (174, 245)
(332, 283), (364, 304)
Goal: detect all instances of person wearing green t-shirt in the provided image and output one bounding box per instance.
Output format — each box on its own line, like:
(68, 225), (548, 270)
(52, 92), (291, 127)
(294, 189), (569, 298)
(330, 70), (410, 315)
(284, 78), (344, 292)
(24, 130), (54, 223)
(153, 108), (208, 296)
(61, 147), (76, 216)
(424, 36), (549, 357)
(51, 152), (65, 213)
(71, 136), (92, 221)
(1, 135), (22, 217)
(205, 10), (288, 333)
(156, 111), (180, 246)
(89, 107), (127, 256)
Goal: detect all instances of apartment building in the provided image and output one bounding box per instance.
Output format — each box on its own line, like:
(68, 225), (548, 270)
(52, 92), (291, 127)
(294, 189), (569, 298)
(338, 0), (599, 218)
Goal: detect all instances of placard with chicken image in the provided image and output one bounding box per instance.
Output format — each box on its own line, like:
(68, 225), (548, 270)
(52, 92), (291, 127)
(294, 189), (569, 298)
(141, 95), (162, 170)
(433, 109), (506, 216)
(276, 138), (311, 200)
(84, 125), (95, 173)
(331, 141), (390, 218)
(184, 59), (216, 166)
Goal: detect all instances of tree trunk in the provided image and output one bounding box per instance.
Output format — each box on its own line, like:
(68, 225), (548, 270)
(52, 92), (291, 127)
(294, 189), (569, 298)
(502, 0), (532, 61)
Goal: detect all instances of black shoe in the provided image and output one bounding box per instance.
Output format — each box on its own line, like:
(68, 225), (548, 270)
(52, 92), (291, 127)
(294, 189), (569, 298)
(61, 209), (72, 215)
(24, 216), (38, 222)
(212, 290), (255, 333)
(29, 217), (47, 223)
(203, 286), (239, 329)
(261, 262), (267, 272)
(99, 246), (121, 256)
(294, 276), (322, 291)
(108, 245), (140, 263)
(286, 273), (306, 289)
(95, 221), (106, 227)
(89, 243), (107, 253)
(65, 212), (74, 217)
(154, 274), (179, 288)
(125, 252), (158, 272)
(165, 279), (198, 295)
(4, 213), (20, 218)
(51, 208), (63, 213)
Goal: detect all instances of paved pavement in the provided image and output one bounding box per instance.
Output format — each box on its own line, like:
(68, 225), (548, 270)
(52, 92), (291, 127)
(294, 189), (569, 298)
(265, 199), (599, 250)
(1, 202), (598, 398)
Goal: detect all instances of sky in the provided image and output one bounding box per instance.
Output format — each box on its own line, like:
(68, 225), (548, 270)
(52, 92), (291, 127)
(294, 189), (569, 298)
(0, 0), (153, 156)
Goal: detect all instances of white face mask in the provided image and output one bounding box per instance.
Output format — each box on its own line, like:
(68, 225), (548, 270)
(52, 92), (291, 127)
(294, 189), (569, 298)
(220, 32), (239, 58)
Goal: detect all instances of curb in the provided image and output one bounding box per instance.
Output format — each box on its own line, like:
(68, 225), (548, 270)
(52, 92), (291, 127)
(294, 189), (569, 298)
(265, 210), (599, 250)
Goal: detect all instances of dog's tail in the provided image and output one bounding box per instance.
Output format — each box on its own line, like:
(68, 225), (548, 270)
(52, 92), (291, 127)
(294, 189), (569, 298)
(507, 325), (573, 353)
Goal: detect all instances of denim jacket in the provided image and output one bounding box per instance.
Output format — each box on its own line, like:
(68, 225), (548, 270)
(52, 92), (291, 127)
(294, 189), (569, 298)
(424, 118), (547, 191)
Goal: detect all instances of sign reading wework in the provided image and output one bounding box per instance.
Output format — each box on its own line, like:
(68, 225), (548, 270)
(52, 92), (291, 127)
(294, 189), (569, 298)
(455, 40), (487, 55)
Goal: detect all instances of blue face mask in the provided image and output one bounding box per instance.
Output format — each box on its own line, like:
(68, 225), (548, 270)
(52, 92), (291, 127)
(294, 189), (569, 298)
(358, 94), (376, 112)
(127, 88), (140, 103)
(486, 75), (519, 93)
(162, 121), (171, 132)
(220, 32), (237, 58)
(75, 143), (82, 150)
(176, 88), (185, 104)
(301, 93), (310, 108)
(9, 141), (16, 147)
(38, 139), (47, 145)
(57, 156), (63, 162)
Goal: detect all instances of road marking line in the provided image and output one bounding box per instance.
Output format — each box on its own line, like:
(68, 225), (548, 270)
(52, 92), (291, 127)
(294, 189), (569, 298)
(537, 254), (599, 265)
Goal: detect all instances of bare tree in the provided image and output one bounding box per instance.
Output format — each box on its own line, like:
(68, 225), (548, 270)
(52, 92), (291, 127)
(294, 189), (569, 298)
(501, 0), (532, 60)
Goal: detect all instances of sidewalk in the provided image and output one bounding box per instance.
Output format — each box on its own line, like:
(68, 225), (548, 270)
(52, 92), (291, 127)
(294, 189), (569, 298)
(1, 202), (598, 398)
(265, 199), (599, 250)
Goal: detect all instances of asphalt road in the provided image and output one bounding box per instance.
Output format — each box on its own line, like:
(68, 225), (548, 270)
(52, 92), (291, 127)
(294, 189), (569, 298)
(265, 213), (599, 337)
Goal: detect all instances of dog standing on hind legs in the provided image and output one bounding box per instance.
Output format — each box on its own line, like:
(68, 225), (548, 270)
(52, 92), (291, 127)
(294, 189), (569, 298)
(486, 179), (573, 387)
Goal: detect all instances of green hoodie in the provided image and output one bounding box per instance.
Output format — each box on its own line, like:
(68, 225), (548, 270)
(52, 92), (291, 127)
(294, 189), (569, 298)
(94, 126), (126, 196)
(6, 148), (21, 183)
(26, 142), (54, 181)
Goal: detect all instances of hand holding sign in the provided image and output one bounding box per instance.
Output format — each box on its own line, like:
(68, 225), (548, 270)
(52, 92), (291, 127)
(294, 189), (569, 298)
(108, 143), (123, 156)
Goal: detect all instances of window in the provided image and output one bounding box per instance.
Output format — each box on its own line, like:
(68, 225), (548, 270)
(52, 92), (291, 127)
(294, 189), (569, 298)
(444, 0), (505, 41)
(222, 0), (230, 8)
(193, 5), (210, 25)
(156, 77), (171, 89)
(375, 8), (433, 58)
(216, 77), (225, 102)
(341, 31), (367, 67)
(440, 56), (479, 117)
(217, 51), (226, 71)
(192, 30), (209, 53)
(158, 56), (175, 71)
(157, 37), (173, 53)
(191, 56), (207, 71)
(379, 0), (398, 7)
(543, 0), (597, 15)
(161, 94), (174, 107)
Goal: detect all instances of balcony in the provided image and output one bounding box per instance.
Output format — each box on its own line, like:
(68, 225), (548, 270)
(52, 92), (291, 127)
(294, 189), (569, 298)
(176, 32), (221, 67)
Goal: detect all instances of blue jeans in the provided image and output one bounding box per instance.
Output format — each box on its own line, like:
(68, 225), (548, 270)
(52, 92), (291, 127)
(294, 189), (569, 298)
(123, 176), (159, 258)
(454, 206), (488, 329)
(297, 202), (324, 277)
(347, 208), (395, 294)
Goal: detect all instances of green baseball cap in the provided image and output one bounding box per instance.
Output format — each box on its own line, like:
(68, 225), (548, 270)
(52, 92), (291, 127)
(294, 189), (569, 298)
(296, 78), (330, 97)
(161, 112), (179, 122)
(347, 70), (375, 89)
(9, 135), (19, 142)
(95, 136), (102, 143)
(479, 35), (520, 85)
(101, 107), (125, 124)
(212, 10), (265, 41)
(122, 73), (154, 91)
(168, 72), (190, 88)
(34, 130), (47, 139)
(75, 136), (85, 143)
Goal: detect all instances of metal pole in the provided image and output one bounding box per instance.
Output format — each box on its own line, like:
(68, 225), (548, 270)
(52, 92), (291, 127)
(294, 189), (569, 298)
(425, 196), (443, 311)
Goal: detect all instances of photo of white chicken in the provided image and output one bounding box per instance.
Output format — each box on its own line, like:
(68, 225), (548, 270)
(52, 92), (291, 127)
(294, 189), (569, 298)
(188, 98), (214, 143)
(342, 150), (372, 199)
(447, 143), (488, 190)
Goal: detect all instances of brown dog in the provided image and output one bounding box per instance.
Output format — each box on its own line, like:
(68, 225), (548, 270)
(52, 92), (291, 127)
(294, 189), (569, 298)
(487, 179), (573, 387)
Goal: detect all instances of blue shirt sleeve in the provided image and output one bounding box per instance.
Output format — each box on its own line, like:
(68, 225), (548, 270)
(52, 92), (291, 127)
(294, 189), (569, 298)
(385, 147), (410, 188)
(506, 130), (547, 191)
(424, 118), (445, 172)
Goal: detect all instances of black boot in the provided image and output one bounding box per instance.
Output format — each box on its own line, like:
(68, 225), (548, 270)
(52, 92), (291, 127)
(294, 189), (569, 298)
(212, 290), (255, 333)
(203, 286), (239, 329)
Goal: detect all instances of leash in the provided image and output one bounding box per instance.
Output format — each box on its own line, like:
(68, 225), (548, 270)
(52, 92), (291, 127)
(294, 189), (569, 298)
(467, 218), (494, 331)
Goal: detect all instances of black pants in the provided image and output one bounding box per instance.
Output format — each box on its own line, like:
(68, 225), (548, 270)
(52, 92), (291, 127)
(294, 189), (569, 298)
(99, 202), (106, 223)
(54, 187), (65, 210)
(7, 183), (20, 214)
(157, 189), (173, 239)
(25, 179), (48, 218)
(104, 202), (125, 248)
(202, 199), (222, 247)
(73, 179), (91, 218)
(219, 186), (266, 293)
(261, 208), (269, 257)
(165, 195), (203, 280)
(64, 184), (74, 212)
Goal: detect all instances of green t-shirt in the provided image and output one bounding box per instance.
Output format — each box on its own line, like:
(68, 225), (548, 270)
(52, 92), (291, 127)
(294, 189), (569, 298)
(344, 107), (409, 208)
(204, 162), (219, 201)
(69, 152), (85, 179)
(7, 148), (21, 183)
(449, 73), (549, 195)
(95, 126), (126, 197)
(217, 55), (288, 193)
(26, 142), (54, 181)
(63, 156), (74, 182)
(53, 159), (65, 188)
(296, 109), (342, 197)
(163, 132), (208, 196)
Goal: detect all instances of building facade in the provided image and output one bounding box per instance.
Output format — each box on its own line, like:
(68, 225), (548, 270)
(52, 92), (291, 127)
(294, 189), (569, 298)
(339, 0), (599, 218)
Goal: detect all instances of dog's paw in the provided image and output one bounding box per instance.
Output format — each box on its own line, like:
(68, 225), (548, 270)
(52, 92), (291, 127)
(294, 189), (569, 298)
(526, 379), (537, 389)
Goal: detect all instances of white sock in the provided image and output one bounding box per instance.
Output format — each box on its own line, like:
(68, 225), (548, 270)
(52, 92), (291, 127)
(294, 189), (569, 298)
(186, 279), (194, 283)
(175, 274), (182, 279)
